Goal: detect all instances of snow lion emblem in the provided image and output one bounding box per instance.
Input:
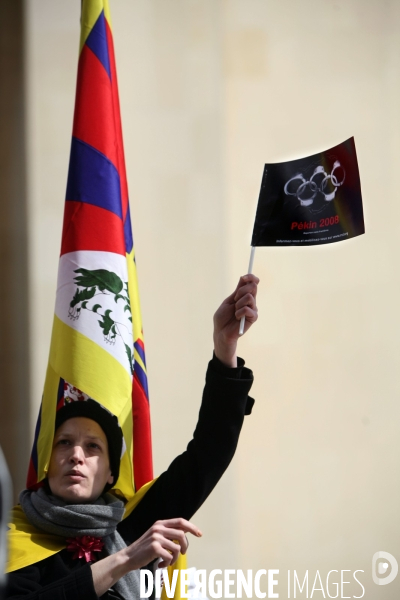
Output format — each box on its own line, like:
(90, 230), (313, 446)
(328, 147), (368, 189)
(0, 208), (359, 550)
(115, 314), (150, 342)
(68, 268), (134, 374)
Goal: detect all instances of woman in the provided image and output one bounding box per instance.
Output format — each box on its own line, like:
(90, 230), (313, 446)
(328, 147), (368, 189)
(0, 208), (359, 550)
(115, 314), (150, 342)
(6, 275), (259, 600)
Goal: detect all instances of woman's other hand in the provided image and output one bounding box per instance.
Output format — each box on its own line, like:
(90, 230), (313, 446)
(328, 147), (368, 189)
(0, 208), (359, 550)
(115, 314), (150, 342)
(124, 517), (201, 569)
(91, 518), (202, 596)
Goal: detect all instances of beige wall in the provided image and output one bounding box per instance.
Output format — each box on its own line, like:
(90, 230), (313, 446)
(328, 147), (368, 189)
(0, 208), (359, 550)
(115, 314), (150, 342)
(0, 0), (31, 498)
(23, 0), (400, 597)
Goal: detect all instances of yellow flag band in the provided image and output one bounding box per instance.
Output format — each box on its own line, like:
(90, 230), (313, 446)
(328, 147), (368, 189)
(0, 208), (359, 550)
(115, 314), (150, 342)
(80, 0), (112, 52)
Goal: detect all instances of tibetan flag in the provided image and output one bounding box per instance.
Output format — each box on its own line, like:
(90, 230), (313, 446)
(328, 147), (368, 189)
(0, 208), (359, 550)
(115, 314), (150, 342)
(27, 0), (152, 501)
(251, 137), (365, 247)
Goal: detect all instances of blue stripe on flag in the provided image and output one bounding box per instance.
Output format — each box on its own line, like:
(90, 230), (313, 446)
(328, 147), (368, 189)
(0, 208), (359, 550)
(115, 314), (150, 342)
(66, 137), (123, 219)
(85, 11), (111, 79)
(134, 361), (149, 400)
(134, 340), (147, 367)
(124, 205), (134, 254)
(31, 402), (43, 472)
(57, 378), (64, 405)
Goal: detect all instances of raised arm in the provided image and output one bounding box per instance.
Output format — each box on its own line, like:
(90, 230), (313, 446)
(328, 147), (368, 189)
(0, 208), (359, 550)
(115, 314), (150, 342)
(118, 273), (259, 535)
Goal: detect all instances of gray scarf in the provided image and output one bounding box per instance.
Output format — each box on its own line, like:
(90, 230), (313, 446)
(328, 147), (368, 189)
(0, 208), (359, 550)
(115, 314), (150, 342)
(20, 487), (141, 600)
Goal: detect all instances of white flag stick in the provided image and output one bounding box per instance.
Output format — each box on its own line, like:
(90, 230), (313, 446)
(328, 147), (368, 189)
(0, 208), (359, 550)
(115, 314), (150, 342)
(239, 246), (256, 335)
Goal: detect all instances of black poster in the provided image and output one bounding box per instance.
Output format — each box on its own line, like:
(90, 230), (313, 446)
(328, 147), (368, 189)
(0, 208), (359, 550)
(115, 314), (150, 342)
(251, 137), (364, 247)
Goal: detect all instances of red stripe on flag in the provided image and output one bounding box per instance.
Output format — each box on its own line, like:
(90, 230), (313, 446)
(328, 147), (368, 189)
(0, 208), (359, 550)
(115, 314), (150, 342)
(135, 338), (145, 351)
(132, 375), (153, 490)
(105, 20), (129, 222)
(26, 458), (37, 490)
(61, 201), (126, 256)
(73, 44), (118, 169)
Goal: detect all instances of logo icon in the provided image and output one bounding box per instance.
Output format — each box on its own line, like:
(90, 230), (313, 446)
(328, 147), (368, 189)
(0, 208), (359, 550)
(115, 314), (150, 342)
(284, 161), (346, 208)
(372, 551), (398, 585)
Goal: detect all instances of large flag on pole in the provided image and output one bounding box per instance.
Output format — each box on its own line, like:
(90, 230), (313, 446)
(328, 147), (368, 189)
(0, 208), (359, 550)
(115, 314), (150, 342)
(27, 0), (153, 501)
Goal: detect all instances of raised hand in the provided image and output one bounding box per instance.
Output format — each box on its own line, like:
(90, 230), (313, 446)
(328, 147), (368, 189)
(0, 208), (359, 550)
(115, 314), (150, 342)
(213, 274), (259, 367)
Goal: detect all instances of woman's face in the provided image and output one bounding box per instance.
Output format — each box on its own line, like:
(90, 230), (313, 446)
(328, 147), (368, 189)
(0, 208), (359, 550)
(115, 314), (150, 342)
(47, 417), (114, 503)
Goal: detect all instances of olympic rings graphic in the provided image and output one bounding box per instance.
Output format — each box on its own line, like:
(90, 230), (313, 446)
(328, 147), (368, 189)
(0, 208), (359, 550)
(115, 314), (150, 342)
(284, 161), (345, 207)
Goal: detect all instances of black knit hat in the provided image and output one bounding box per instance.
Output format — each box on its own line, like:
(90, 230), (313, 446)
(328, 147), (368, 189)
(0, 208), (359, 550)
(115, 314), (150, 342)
(55, 400), (123, 489)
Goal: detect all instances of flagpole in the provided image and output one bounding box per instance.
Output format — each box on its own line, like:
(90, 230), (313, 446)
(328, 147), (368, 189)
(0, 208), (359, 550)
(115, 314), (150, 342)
(239, 246), (256, 335)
